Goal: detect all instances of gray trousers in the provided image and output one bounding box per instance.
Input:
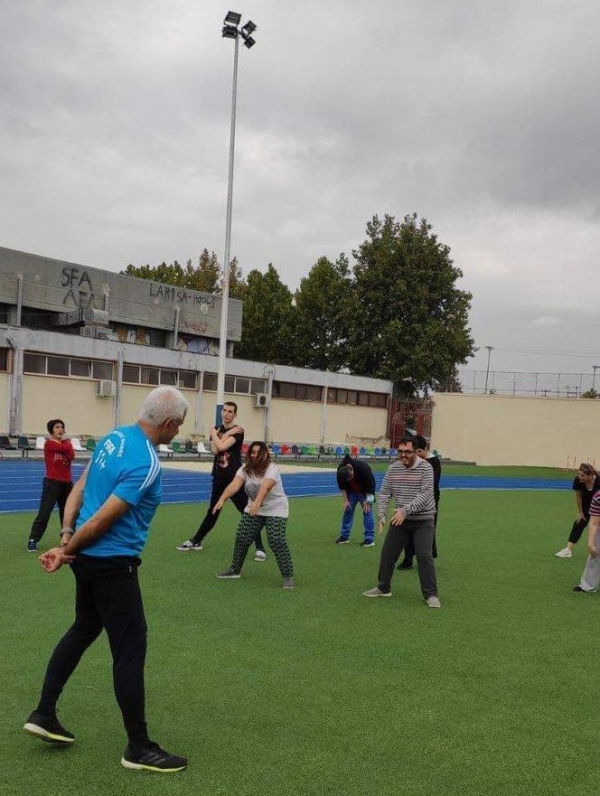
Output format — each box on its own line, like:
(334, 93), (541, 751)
(579, 528), (600, 592)
(378, 517), (437, 597)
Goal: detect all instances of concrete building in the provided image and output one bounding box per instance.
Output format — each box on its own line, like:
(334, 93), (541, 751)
(0, 247), (392, 445)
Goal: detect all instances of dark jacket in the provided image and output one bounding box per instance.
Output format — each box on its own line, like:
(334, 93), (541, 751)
(336, 455), (376, 495)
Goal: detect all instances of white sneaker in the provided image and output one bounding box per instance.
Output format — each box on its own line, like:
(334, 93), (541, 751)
(426, 595), (442, 608)
(176, 540), (202, 551)
(254, 549), (266, 562)
(555, 547), (572, 558)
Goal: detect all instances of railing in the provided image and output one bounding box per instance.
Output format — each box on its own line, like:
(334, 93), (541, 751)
(456, 370), (600, 398)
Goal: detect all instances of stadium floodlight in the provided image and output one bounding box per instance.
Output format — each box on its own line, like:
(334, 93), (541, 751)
(215, 12), (258, 425)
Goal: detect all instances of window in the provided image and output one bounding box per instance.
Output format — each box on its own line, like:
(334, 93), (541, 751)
(160, 369), (178, 386)
(0, 348), (7, 372)
(24, 353), (46, 374)
(70, 359), (92, 378)
(251, 379), (266, 395)
(92, 361), (114, 380)
(141, 367), (159, 385)
(179, 371), (197, 389)
(203, 373), (218, 391)
(23, 353), (114, 381)
(235, 377), (250, 394)
(46, 356), (70, 376)
(224, 375), (235, 392)
(272, 381), (322, 402)
(123, 364), (140, 383)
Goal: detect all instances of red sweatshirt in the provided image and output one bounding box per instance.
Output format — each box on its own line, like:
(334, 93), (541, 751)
(44, 438), (74, 482)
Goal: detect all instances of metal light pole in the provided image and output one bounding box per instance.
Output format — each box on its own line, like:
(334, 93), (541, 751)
(593, 365), (600, 394)
(215, 11), (257, 425)
(484, 345), (494, 394)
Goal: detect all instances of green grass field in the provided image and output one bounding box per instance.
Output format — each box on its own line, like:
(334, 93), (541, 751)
(2, 488), (598, 796)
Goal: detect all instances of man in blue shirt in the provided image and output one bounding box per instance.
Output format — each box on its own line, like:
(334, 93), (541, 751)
(23, 386), (190, 774)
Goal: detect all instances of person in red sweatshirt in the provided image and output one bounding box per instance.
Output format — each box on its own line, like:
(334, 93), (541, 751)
(27, 419), (74, 553)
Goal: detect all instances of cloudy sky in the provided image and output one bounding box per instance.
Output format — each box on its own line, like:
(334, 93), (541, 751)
(2, 0), (600, 384)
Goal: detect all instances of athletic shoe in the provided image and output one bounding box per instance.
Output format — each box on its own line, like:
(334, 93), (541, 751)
(121, 741), (187, 773)
(362, 587), (391, 598)
(397, 559), (414, 570)
(573, 585), (596, 593)
(23, 711), (75, 744)
(216, 568), (241, 579)
(176, 540), (202, 551)
(335, 536), (350, 544)
(555, 547), (572, 558)
(282, 578), (295, 590)
(27, 539), (37, 553)
(254, 549), (267, 562)
(360, 541), (375, 547)
(426, 595), (442, 608)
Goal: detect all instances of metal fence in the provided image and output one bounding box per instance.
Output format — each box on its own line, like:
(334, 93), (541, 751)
(456, 370), (600, 398)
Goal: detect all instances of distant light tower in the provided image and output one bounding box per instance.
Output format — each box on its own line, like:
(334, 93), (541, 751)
(593, 365), (600, 393)
(484, 346), (494, 394)
(216, 11), (257, 425)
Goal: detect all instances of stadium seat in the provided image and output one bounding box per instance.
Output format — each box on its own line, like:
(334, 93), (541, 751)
(17, 435), (33, 458)
(0, 435), (15, 450)
(185, 440), (195, 453)
(35, 436), (46, 450)
(85, 438), (96, 452)
(158, 444), (173, 458)
(272, 444), (282, 457)
(281, 444), (290, 456)
(171, 441), (185, 454)
(70, 438), (85, 451)
(350, 445), (359, 457)
(359, 446), (368, 457)
(335, 446), (344, 457)
(197, 441), (210, 457)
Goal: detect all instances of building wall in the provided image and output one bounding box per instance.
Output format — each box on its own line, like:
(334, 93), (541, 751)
(432, 393), (600, 467)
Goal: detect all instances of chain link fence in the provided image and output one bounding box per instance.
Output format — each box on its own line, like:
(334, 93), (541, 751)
(456, 370), (600, 398)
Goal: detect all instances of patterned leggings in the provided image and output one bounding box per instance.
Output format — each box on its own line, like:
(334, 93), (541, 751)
(231, 514), (294, 578)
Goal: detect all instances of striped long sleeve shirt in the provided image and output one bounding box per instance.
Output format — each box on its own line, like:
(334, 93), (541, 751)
(378, 458), (435, 522)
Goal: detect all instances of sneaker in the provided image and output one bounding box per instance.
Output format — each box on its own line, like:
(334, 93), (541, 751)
(362, 587), (391, 598)
(121, 741), (187, 773)
(216, 568), (241, 579)
(23, 711), (75, 744)
(555, 547), (572, 558)
(397, 559), (414, 570)
(573, 585), (596, 593)
(254, 549), (267, 562)
(176, 540), (202, 551)
(282, 577), (295, 590)
(335, 536), (350, 544)
(426, 595), (442, 608)
(27, 539), (37, 553)
(360, 541), (375, 547)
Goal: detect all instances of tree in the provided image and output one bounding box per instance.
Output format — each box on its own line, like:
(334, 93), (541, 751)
(123, 249), (222, 293)
(291, 255), (351, 371)
(234, 264), (295, 363)
(346, 213), (474, 391)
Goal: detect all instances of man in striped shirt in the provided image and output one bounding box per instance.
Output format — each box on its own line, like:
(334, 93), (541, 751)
(363, 437), (441, 608)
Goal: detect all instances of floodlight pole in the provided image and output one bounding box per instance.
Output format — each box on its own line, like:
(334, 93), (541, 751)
(484, 346), (494, 394)
(216, 25), (241, 426)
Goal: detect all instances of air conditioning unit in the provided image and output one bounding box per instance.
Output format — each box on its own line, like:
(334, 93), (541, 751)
(253, 392), (270, 409)
(95, 380), (117, 398)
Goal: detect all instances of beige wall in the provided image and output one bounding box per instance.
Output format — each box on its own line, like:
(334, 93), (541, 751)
(14, 376), (389, 445)
(432, 393), (600, 467)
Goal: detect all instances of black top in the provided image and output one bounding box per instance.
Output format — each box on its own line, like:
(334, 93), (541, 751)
(212, 424), (244, 483)
(572, 474), (600, 518)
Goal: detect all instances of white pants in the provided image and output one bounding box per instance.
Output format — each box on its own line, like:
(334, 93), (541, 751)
(579, 528), (600, 592)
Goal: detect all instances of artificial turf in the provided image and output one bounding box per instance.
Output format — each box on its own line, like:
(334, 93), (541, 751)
(2, 488), (598, 795)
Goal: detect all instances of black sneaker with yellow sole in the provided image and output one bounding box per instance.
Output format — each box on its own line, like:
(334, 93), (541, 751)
(121, 742), (187, 773)
(23, 711), (75, 744)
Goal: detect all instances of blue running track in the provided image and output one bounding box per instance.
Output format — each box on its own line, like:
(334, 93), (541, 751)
(0, 460), (571, 515)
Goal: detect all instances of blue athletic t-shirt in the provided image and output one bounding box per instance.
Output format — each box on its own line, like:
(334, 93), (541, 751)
(75, 424), (162, 557)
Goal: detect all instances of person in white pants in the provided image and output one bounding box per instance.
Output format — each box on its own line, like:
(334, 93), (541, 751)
(574, 491), (600, 593)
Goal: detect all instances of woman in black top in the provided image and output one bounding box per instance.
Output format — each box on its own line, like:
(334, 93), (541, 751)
(555, 463), (600, 558)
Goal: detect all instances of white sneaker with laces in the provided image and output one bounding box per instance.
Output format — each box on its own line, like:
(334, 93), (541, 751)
(426, 595), (442, 608)
(555, 547), (572, 558)
(254, 549), (267, 562)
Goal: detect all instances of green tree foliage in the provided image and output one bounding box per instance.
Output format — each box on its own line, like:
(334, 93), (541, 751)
(292, 255), (351, 371)
(234, 264), (295, 364)
(123, 249), (223, 293)
(347, 213), (474, 391)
